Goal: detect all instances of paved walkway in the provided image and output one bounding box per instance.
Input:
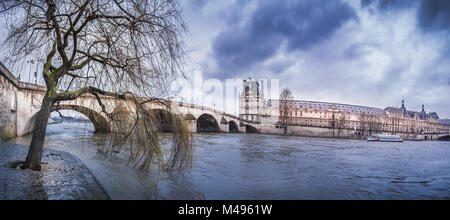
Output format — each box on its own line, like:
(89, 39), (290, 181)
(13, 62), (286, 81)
(0, 142), (109, 200)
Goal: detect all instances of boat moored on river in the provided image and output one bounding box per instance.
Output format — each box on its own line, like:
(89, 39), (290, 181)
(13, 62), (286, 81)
(367, 134), (403, 142)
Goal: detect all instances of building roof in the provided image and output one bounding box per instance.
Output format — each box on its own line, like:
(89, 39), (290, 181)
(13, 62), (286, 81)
(428, 112), (439, 120)
(268, 99), (385, 115)
(266, 99), (442, 120)
(242, 78), (261, 97)
(384, 106), (439, 120)
(439, 119), (450, 125)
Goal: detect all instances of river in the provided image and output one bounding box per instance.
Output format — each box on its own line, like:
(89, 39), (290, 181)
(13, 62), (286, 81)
(8, 121), (450, 200)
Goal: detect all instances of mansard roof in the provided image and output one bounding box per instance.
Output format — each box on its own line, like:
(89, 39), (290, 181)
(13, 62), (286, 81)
(385, 107), (420, 118)
(384, 106), (439, 120)
(384, 107), (401, 112)
(428, 112), (439, 120)
(266, 99), (443, 121)
(439, 119), (450, 125)
(269, 99), (385, 115)
(405, 110), (419, 118)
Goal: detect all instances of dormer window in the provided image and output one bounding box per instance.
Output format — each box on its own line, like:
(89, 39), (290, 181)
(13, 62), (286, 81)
(245, 86), (250, 96)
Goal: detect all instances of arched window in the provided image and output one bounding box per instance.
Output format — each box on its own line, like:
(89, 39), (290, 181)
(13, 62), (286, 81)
(245, 86), (250, 96)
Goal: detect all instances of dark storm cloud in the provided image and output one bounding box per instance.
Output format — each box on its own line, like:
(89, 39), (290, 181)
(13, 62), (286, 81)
(189, 0), (209, 9)
(361, 0), (450, 32)
(212, 0), (358, 74)
(418, 0), (450, 32)
(360, 0), (416, 10)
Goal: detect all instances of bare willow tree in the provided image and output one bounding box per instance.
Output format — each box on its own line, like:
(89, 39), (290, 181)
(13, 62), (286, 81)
(279, 88), (293, 135)
(0, 0), (192, 171)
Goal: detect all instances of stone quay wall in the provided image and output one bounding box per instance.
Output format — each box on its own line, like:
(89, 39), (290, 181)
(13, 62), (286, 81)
(259, 123), (441, 141)
(0, 63), (19, 140)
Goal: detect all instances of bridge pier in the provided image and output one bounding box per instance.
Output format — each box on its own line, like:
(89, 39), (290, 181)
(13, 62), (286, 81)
(16, 90), (45, 136)
(219, 124), (229, 133)
(238, 123), (247, 133)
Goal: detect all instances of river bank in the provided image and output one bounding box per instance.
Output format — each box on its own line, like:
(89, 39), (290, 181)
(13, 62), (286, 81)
(0, 141), (109, 200)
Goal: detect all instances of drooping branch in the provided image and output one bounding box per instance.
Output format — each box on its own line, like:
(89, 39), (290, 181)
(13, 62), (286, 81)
(1, 0), (192, 171)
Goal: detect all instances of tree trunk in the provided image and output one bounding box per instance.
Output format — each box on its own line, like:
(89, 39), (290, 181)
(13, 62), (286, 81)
(24, 95), (53, 171)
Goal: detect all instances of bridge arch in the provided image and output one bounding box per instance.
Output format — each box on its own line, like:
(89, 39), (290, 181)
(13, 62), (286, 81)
(197, 113), (219, 132)
(438, 135), (450, 141)
(147, 108), (176, 133)
(52, 105), (111, 133)
(229, 120), (239, 133)
(245, 125), (259, 133)
(25, 105), (111, 133)
(23, 104), (111, 134)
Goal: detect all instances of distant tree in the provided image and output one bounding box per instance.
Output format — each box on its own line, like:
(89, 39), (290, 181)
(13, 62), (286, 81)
(336, 112), (347, 138)
(0, 0), (192, 171)
(279, 88), (293, 135)
(367, 114), (379, 136)
(359, 112), (368, 138)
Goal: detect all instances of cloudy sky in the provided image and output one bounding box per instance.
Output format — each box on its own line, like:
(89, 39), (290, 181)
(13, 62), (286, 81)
(0, 0), (449, 118)
(179, 0), (450, 118)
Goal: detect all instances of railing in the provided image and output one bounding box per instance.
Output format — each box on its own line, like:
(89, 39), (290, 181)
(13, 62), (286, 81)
(173, 101), (259, 124)
(0, 62), (47, 92)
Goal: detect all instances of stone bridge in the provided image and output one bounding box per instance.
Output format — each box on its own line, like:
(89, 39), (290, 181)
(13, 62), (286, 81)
(437, 134), (450, 141)
(0, 62), (260, 138)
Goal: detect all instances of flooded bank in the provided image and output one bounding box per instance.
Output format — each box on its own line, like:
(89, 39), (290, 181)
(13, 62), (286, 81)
(0, 141), (109, 200)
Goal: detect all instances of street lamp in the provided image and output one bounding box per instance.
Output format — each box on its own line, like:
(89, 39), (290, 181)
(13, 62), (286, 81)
(26, 59), (39, 84)
(27, 60), (34, 83)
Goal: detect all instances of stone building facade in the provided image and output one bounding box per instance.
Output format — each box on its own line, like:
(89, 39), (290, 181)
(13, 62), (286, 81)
(239, 78), (450, 139)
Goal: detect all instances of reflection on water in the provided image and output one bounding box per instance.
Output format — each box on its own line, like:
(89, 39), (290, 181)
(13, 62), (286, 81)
(9, 121), (450, 200)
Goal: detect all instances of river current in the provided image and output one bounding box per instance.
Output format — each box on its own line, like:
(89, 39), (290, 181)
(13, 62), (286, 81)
(9, 121), (450, 200)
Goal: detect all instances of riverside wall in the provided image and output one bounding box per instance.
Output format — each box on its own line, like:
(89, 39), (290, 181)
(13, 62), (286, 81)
(259, 124), (441, 141)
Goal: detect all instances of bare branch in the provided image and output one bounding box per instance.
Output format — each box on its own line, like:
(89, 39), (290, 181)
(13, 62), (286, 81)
(0, 0), (192, 171)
